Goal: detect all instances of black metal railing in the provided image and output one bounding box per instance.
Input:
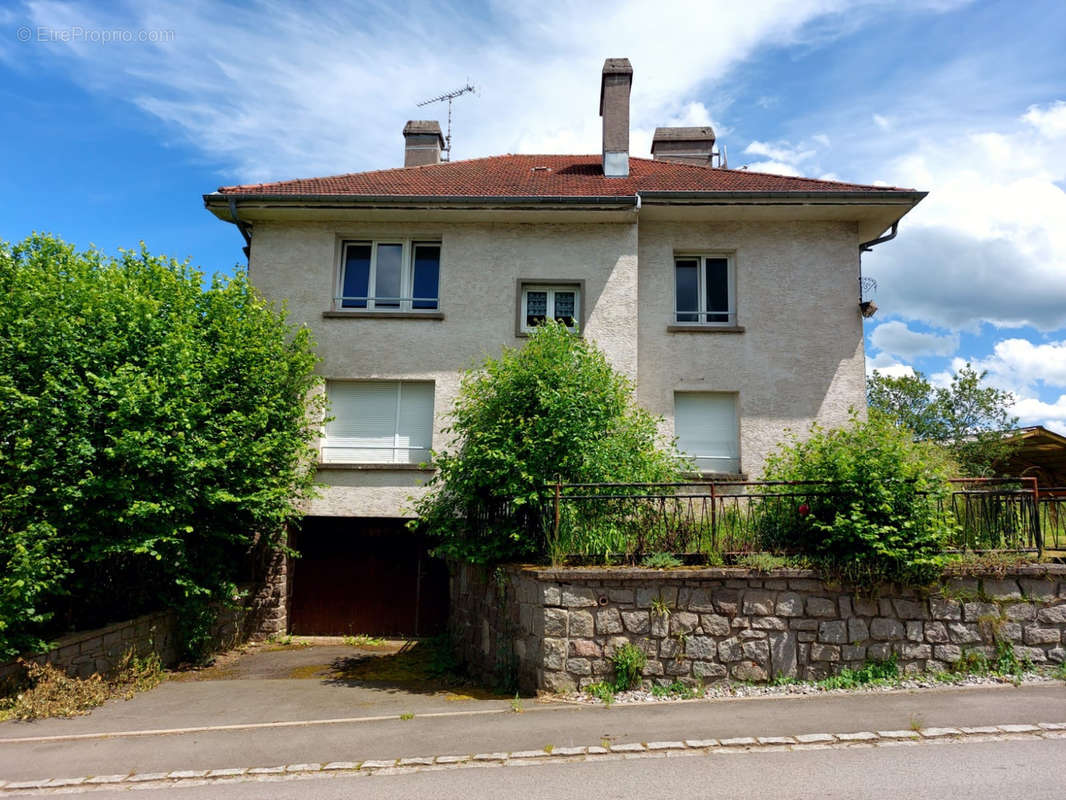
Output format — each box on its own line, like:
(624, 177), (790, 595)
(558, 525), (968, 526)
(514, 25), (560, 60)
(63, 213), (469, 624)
(508, 477), (1045, 563)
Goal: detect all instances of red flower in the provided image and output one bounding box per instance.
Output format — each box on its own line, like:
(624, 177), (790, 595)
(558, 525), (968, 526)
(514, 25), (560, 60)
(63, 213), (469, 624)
(798, 503), (810, 517)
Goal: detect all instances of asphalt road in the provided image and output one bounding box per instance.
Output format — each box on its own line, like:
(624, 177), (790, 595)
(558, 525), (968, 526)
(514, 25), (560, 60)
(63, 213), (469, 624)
(55, 738), (1065, 800)
(3, 684), (1065, 783)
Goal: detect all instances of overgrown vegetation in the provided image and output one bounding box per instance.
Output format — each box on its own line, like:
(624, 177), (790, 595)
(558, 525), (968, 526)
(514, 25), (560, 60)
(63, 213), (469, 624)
(0, 234), (323, 660)
(642, 552), (683, 569)
(867, 365), (1018, 477)
(414, 321), (682, 565)
(759, 411), (958, 586)
(0, 650), (163, 720)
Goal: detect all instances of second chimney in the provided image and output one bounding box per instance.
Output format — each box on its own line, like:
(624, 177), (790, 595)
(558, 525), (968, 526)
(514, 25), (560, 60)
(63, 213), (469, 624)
(599, 58), (632, 178)
(403, 120), (444, 167)
(650, 127), (717, 167)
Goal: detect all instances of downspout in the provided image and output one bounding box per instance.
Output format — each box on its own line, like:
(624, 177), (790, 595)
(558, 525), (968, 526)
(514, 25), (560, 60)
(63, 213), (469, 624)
(227, 197), (253, 264)
(857, 221), (898, 318)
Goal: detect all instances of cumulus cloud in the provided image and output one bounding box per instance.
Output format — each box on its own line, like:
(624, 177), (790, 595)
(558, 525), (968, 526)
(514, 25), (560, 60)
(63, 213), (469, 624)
(945, 339), (1066, 396)
(1023, 100), (1066, 138)
(864, 99), (1066, 332)
(11, 0), (921, 183)
(869, 320), (959, 360)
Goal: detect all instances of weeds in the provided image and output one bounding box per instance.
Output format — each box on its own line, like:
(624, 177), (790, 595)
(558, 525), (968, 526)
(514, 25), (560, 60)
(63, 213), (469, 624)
(0, 651), (164, 721)
(909, 713), (924, 732)
(510, 692), (523, 713)
(818, 655), (899, 690)
(543, 744), (554, 754)
(400, 712), (414, 720)
(642, 552), (682, 569)
(587, 681), (616, 705)
(650, 680), (696, 699)
(612, 642), (647, 691)
(650, 596), (672, 619)
(344, 634), (386, 647)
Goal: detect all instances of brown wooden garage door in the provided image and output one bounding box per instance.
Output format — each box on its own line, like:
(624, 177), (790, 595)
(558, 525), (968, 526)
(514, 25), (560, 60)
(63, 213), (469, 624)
(289, 517), (449, 636)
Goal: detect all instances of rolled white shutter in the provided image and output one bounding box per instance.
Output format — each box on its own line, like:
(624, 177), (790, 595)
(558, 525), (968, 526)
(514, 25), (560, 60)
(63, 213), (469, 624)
(674, 392), (739, 473)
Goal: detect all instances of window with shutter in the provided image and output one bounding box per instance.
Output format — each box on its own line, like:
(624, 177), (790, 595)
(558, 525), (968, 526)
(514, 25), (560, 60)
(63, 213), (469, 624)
(321, 381), (435, 464)
(674, 392), (740, 474)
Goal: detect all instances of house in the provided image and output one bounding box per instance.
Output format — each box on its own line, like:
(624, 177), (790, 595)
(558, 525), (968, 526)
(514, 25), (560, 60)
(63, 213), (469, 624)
(203, 58), (925, 636)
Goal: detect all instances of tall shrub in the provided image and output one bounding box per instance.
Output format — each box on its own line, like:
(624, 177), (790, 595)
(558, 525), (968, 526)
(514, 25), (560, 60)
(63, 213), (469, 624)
(414, 321), (681, 564)
(0, 234), (323, 659)
(759, 411), (955, 586)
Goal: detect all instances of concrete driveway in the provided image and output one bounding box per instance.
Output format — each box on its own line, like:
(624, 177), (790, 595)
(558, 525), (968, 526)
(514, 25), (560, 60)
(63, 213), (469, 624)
(0, 637), (518, 741)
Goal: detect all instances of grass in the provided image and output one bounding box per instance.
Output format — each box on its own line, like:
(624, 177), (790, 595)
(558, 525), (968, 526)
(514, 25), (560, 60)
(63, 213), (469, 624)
(650, 680), (697, 700)
(0, 650), (164, 721)
(344, 634), (387, 647)
(399, 712), (414, 720)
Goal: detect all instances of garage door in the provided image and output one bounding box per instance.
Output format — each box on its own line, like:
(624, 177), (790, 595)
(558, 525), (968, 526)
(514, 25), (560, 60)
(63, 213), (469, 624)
(289, 517), (449, 636)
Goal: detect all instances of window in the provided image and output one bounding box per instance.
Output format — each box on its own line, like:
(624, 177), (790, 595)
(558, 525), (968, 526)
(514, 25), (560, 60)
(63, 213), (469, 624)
(321, 381), (434, 464)
(338, 241), (440, 311)
(519, 283), (581, 334)
(674, 392), (739, 474)
(674, 254), (734, 325)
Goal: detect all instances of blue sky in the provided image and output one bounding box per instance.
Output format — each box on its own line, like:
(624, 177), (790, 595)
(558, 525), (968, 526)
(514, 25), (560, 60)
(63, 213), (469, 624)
(2, 0), (1065, 432)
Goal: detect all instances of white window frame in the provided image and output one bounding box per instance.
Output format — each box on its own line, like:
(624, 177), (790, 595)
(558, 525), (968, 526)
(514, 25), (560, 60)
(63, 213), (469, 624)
(673, 253), (736, 326)
(518, 283), (581, 334)
(673, 391), (741, 475)
(320, 380), (435, 465)
(336, 240), (441, 312)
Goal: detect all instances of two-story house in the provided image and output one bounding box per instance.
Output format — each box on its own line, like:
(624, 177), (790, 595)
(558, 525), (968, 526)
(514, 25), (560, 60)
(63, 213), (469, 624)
(204, 59), (924, 637)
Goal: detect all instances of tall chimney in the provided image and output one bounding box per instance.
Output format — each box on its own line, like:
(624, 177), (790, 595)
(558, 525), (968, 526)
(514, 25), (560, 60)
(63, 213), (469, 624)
(403, 120), (444, 167)
(651, 127), (717, 166)
(599, 58), (632, 178)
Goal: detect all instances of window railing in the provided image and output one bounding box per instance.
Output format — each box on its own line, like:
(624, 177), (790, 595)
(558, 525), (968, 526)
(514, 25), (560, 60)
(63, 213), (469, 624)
(672, 310), (737, 325)
(336, 296), (440, 311)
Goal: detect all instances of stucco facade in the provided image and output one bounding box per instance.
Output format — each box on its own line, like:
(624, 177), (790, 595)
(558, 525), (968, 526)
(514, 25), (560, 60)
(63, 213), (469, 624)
(245, 210), (870, 517)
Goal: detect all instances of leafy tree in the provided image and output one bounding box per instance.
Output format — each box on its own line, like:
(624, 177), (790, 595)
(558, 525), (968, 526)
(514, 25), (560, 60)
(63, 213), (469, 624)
(0, 234), (323, 659)
(759, 411), (956, 586)
(867, 365), (1018, 476)
(414, 321), (682, 564)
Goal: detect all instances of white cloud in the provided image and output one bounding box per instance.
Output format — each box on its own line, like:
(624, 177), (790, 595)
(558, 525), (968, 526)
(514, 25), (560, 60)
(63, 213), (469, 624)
(872, 113), (891, 130)
(13, 0), (911, 183)
(946, 339), (1066, 396)
(865, 350), (916, 378)
(864, 99), (1066, 332)
(869, 320), (959, 359)
(1023, 100), (1066, 138)
(744, 140), (816, 163)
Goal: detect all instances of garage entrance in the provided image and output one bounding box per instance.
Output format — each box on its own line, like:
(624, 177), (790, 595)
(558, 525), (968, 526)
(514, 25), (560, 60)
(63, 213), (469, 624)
(289, 517), (449, 636)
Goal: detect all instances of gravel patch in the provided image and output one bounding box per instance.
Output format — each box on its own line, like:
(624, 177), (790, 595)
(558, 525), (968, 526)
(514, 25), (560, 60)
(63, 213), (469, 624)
(565, 671), (1061, 705)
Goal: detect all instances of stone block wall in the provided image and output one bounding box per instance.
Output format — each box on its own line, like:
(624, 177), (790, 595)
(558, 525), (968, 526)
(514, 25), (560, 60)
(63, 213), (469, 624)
(450, 564), (1066, 693)
(0, 611), (179, 682)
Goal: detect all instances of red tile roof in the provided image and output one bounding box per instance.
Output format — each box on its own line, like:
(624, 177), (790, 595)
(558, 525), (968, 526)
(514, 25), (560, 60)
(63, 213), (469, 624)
(215, 155), (915, 198)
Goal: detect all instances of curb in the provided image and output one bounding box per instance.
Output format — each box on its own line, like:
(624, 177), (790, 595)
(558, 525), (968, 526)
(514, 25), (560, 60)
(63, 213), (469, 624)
(2, 721), (1065, 793)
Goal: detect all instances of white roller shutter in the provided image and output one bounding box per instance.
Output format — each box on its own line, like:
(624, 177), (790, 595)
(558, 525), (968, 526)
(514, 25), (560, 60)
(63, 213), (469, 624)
(674, 392), (739, 473)
(322, 381), (434, 464)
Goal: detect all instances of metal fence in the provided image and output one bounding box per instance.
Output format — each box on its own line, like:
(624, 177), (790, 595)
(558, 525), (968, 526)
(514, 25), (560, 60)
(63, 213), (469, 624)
(525, 477), (1045, 562)
(1040, 488), (1066, 551)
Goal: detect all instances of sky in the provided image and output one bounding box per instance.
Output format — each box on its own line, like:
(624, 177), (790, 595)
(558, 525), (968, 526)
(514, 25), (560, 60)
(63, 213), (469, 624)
(1, 0), (1065, 433)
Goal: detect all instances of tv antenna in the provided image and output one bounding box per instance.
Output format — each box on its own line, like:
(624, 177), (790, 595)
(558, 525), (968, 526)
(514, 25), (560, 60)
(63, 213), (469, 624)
(418, 82), (476, 161)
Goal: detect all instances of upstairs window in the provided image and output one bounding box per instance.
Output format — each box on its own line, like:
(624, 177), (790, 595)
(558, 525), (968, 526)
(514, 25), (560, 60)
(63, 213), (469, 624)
(338, 241), (440, 311)
(519, 283), (580, 334)
(321, 381), (434, 464)
(674, 391), (740, 474)
(674, 254), (734, 325)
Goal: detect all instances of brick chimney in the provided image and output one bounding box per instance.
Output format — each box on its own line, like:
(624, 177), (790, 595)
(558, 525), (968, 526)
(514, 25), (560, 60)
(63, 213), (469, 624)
(403, 120), (444, 167)
(599, 58), (633, 178)
(651, 127), (717, 166)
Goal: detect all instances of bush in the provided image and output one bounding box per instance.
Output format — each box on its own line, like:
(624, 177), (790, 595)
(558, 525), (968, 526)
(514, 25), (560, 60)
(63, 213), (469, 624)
(0, 234), (323, 659)
(415, 321), (681, 564)
(758, 411), (955, 586)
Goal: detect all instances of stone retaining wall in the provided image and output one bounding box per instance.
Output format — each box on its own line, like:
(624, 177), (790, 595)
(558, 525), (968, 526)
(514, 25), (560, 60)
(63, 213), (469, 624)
(450, 564), (1066, 693)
